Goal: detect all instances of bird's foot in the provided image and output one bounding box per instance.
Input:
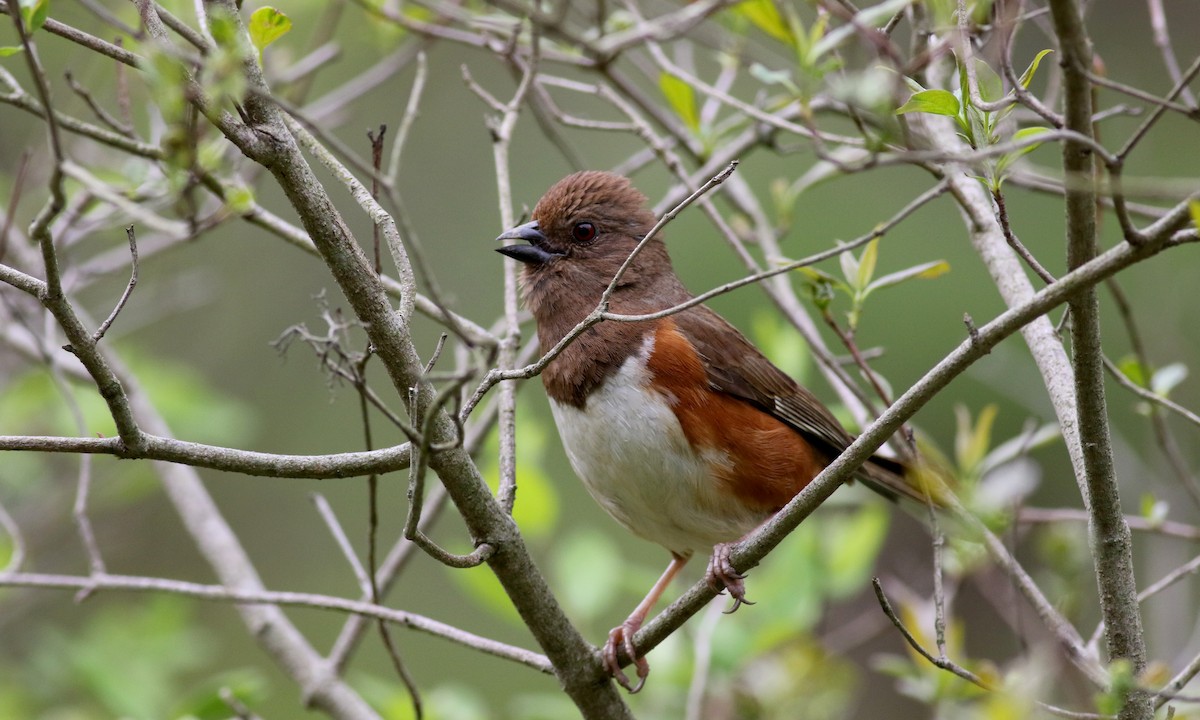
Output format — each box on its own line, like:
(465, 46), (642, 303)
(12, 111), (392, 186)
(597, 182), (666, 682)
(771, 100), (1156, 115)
(602, 619), (650, 693)
(706, 542), (755, 614)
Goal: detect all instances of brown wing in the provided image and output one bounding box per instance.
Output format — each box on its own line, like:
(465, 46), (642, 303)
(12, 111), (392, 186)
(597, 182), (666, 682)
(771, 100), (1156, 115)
(672, 305), (916, 503)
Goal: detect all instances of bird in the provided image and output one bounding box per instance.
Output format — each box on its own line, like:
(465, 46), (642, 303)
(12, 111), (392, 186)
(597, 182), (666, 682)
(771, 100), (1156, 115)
(495, 170), (922, 693)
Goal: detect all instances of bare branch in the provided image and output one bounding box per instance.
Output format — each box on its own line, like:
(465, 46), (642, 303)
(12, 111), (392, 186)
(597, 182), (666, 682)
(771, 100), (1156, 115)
(92, 225), (139, 343)
(312, 494), (373, 596)
(0, 570), (553, 673)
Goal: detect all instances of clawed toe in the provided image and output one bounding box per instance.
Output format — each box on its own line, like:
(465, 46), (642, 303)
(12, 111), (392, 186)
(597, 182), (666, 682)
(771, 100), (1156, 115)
(706, 543), (755, 613)
(603, 622), (649, 693)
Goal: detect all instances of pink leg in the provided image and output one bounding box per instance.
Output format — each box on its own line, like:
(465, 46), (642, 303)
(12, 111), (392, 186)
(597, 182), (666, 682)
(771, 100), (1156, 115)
(602, 553), (689, 693)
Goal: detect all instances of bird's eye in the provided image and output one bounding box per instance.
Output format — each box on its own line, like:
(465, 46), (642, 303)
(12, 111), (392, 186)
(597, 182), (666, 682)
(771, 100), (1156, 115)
(571, 222), (597, 244)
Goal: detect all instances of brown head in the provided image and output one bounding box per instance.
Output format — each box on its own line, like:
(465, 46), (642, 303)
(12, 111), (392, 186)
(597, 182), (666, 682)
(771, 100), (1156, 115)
(495, 171), (691, 405)
(495, 172), (685, 325)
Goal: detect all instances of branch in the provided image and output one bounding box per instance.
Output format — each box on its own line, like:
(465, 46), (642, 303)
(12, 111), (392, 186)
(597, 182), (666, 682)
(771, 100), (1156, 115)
(196, 5), (632, 715)
(0, 570), (552, 673)
(91, 225), (138, 342)
(1019, 508), (1200, 541)
(1048, 5), (1150, 720)
(0, 433), (414, 478)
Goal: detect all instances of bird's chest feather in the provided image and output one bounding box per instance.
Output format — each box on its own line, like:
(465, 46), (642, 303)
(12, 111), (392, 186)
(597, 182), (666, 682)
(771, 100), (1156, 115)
(547, 335), (766, 555)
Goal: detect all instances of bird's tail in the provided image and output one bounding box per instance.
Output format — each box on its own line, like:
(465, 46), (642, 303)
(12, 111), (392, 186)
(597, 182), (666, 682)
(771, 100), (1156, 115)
(855, 452), (953, 509)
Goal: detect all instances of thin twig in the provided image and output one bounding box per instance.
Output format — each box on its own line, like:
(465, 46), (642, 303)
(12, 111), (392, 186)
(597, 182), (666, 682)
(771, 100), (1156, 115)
(325, 342), (527, 672)
(472, 23), (539, 515)
(1146, 0), (1197, 107)
(63, 69), (134, 137)
(0, 149), (30, 262)
(1103, 356), (1200, 430)
(311, 494), (373, 596)
(368, 125), (387, 275)
(386, 51), (428, 183)
(1117, 53), (1200, 161)
(92, 225), (139, 342)
(404, 387), (494, 569)
(1018, 508), (1200, 541)
(993, 189), (1057, 284)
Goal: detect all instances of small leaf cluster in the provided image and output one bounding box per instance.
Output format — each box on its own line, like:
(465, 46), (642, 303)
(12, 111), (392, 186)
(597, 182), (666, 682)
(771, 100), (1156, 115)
(1118, 355), (1189, 415)
(797, 237), (950, 331)
(658, 1), (912, 157)
(896, 50), (1053, 190)
(737, 0), (911, 107)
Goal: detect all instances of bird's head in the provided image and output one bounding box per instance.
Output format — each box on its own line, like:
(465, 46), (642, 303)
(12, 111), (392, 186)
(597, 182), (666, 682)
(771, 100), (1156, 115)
(495, 172), (677, 314)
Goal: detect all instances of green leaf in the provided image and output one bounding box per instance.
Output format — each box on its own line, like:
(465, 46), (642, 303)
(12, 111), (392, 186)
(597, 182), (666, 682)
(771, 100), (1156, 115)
(18, 0), (48, 33)
(901, 74), (926, 94)
(658, 72), (699, 132)
(1189, 199), (1200, 232)
(973, 58), (1004, 104)
(1018, 49), (1054, 89)
(994, 127), (1050, 181)
(733, 0), (793, 44)
(896, 89), (960, 117)
(1012, 126), (1049, 153)
(226, 184), (255, 214)
(1117, 356), (1148, 387)
(0, 46), (23, 57)
(866, 259), (950, 292)
(795, 266), (843, 310)
(856, 238), (879, 291)
(1140, 493), (1168, 528)
(247, 6), (292, 58)
(794, 265), (850, 297)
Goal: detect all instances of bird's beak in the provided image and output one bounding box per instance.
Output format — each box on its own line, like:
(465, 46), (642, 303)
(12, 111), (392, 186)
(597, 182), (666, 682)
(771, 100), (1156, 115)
(495, 220), (561, 265)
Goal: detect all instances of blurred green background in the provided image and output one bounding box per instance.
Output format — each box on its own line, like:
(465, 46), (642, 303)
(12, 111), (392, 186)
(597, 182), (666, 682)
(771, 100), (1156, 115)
(1, 1), (1199, 718)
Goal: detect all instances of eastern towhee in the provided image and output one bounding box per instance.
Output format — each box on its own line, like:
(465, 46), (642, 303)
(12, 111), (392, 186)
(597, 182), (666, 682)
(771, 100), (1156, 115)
(496, 171), (919, 692)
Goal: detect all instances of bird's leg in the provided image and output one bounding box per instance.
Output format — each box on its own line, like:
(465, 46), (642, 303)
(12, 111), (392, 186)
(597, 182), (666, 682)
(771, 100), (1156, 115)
(602, 552), (689, 693)
(706, 537), (758, 614)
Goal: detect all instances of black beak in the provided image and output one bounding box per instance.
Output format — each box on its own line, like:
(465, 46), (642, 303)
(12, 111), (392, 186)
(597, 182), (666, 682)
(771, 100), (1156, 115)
(495, 220), (562, 265)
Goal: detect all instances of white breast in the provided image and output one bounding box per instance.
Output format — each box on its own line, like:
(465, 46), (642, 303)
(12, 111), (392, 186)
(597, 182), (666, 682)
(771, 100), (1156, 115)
(548, 337), (766, 556)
